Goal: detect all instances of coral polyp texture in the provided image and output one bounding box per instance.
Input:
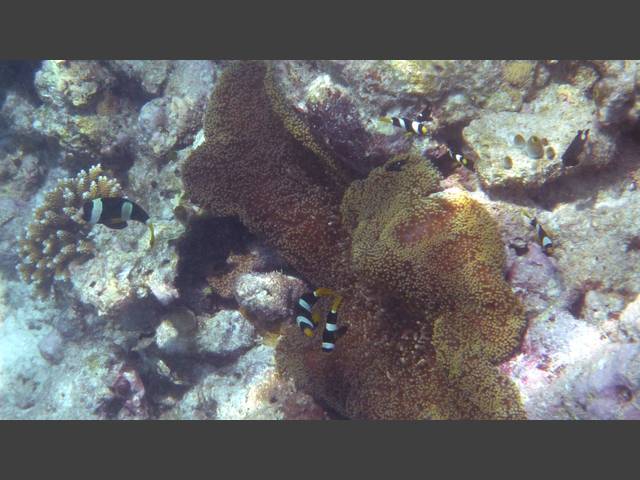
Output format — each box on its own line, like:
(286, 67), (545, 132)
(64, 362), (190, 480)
(17, 164), (121, 294)
(183, 61), (527, 419)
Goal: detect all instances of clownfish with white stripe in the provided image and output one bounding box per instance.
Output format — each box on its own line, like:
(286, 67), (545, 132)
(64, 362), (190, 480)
(294, 287), (347, 352)
(446, 146), (474, 171)
(380, 105), (433, 137)
(81, 197), (155, 248)
(529, 217), (553, 255)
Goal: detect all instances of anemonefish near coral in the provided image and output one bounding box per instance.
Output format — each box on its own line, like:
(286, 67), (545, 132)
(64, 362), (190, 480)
(529, 217), (554, 255)
(562, 129), (589, 167)
(294, 287), (347, 352)
(82, 197), (155, 248)
(380, 105), (433, 137)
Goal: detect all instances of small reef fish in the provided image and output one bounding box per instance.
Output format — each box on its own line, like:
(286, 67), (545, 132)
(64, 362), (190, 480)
(427, 144), (473, 176)
(447, 147), (474, 171)
(294, 287), (346, 352)
(529, 217), (554, 255)
(380, 105), (433, 137)
(82, 197), (155, 247)
(562, 129), (589, 167)
(380, 115), (430, 136)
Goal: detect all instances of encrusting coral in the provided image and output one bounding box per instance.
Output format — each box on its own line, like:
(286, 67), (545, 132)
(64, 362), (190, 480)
(17, 164), (121, 295)
(183, 61), (527, 419)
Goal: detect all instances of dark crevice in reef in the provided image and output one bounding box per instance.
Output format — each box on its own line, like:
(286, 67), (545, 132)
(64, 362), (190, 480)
(0, 60), (42, 107)
(174, 215), (255, 316)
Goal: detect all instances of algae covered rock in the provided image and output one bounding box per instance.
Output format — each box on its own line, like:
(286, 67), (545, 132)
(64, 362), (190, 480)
(463, 84), (617, 189)
(234, 271), (306, 325)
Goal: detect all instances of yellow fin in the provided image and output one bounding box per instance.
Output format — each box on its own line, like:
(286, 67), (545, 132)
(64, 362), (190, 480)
(148, 222), (155, 248)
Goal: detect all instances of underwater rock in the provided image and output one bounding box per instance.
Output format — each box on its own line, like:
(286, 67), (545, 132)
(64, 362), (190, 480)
(196, 310), (256, 356)
(68, 215), (182, 316)
(0, 148), (48, 200)
(106, 60), (171, 97)
(503, 309), (608, 418)
(0, 196), (27, 271)
(234, 271), (306, 325)
(165, 344), (278, 419)
(581, 290), (625, 327)
(34, 60), (115, 109)
(270, 60), (544, 174)
(0, 91), (39, 138)
(550, 180), (640, 297)
(155, 318), (192, 355)
(592, 60), (639, 127)
(0, 277), (115, 418)
(563, 343), (640, 420)
(506, 242), (564, 317)
(37, 329), (65, 365)
(620, 294), (640, 342)
(0, 312), (49, 411)
(463, 84), (616, 189)
(60, 155), (186, 318)
(134, 61), (216, 159)
(0, 83), (137, 166)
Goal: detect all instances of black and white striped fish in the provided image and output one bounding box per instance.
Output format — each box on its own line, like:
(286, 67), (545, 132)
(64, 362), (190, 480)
(530, 217), (553, 255)
(381, 116), (429, 136)
(81, 197), (155, 247)
(294, 287), (346, 352)
(294, 291), (321, 337)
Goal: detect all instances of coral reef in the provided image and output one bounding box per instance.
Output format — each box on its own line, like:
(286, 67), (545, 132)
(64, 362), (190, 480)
(17, 164), (121, 294)
(183, 61), (527, 419)
(3, 59), (640, 421)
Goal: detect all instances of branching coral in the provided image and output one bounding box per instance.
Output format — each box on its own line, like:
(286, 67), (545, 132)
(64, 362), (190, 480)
(182, 61), (527, 419)
(17, 164), (121, 295)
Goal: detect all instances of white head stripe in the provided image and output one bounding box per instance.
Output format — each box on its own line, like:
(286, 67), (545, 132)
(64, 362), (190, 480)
(322, 342), (335, 350)
(90, 198), (102, 224)
(411, 121), (421, 133)
(542, 237), (552, 247)
(121, 201), (133, 221)
(325, 323), (339, 332)
(296, 316), (315, 329)
(298, 298), (312, 312)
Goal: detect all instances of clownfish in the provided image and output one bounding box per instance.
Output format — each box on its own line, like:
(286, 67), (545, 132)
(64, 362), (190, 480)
(529, 217), (553, 255)
(380, 116), (429, 136)
(294, 287), (346, 352)
(380, 105), (433, 137)
(82, 197), (155, 248)
(447, 147), (474, 170)
(562, 129), (589, 167)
